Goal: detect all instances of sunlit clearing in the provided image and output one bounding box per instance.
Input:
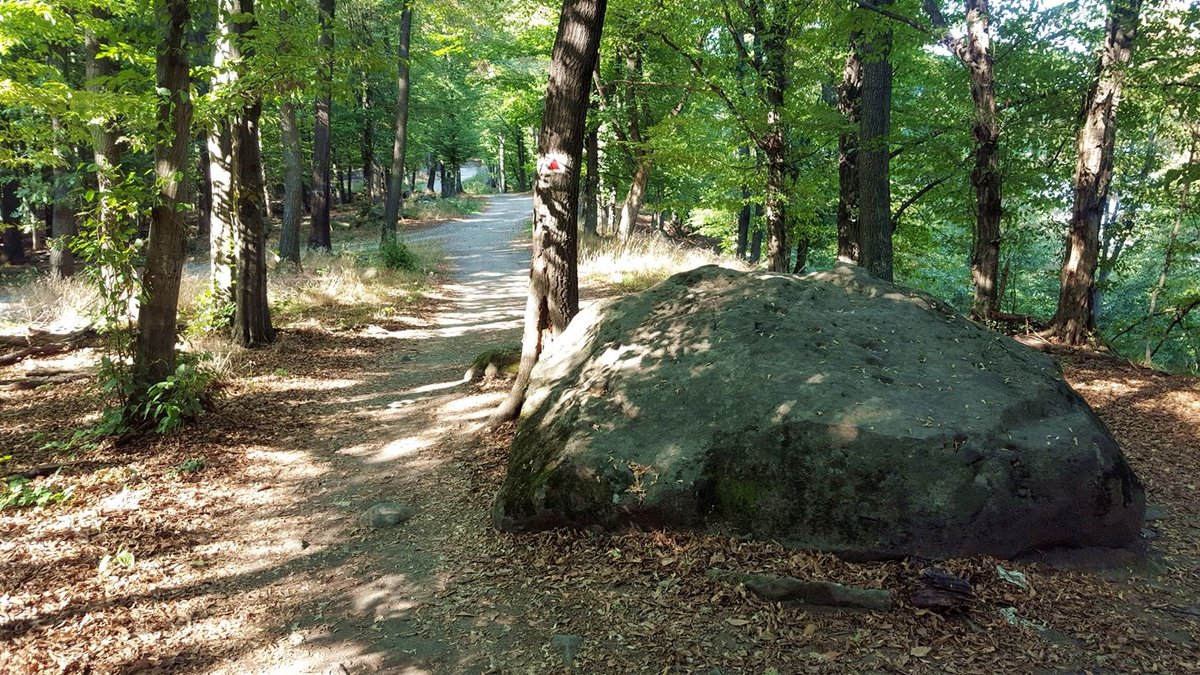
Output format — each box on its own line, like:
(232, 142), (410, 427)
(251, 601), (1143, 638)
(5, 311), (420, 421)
(579, 232), (747, 293)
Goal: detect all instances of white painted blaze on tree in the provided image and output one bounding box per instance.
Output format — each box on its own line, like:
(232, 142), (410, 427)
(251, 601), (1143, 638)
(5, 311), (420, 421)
(538, 152), (570, 175)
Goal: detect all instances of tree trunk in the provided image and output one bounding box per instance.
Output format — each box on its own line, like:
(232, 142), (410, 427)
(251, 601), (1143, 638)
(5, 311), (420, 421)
(197, 134), (212, 238)
(279, 99), (304, 265)
(732, 151), (751, 257)
(759, 19), (789, 273)
(1144, 136), (1193, 363)
(836, 39), (862, 263)
(749, 229), (763, 264)
(857, 2), (894, 282)
(360, 80), (374, 202)
(491, 0), (607, 426)
(440, 162), (451, 197)
(515, 130), (529, 191)
(584, 124), (599, 235)
(309, 0), (335, 250)
(85, 9), (124, 277)
(382, 1), (413, 239)
(231, 0), (275, 347)
(617, 157), (650, 238)
(963, 0), (1002, 318)
(208, 10), (237, 303)
(793, 237), (810, 274)
(135, 0), (192, 392)
(1050, 0), (1141, 345)
(498, 133), (507, 193)
(48, 114), (77, 277)
(1, 180), (26, 265)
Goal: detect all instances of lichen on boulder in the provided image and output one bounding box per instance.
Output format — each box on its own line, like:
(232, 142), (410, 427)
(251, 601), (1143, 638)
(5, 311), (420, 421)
(492, 264), (1145, 560)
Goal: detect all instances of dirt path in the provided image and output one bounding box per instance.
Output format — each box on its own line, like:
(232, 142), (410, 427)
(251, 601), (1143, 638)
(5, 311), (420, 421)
(209, 194), (540, 673)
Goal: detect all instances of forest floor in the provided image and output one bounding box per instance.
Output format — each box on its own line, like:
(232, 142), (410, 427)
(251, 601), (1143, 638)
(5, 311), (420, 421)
(2, 193), (1199, 674)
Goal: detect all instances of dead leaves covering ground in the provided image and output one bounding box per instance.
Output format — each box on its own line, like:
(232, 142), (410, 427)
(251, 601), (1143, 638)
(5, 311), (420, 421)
(1, 326), (1198, 673)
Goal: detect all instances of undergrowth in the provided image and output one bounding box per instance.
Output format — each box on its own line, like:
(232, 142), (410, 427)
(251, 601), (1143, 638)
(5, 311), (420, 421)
(579, 232), (744, 293)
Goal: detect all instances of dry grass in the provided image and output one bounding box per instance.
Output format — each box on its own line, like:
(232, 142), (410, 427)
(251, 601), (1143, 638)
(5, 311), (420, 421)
(269, 240), (442, 326)
(579, 232), (746, 293)
(0, 274), (100, 332)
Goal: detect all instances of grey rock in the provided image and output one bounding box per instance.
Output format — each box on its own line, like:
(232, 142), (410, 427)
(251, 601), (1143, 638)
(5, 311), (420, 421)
(358, 503), (417, 528)
(549, 633), (583, 669)
(492, 264), (1145, 559)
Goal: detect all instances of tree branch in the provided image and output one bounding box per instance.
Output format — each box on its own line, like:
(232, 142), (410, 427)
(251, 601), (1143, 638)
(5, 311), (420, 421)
(892, 175), (951, 229)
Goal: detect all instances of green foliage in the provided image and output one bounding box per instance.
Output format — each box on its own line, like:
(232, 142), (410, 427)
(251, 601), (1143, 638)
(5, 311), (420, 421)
(167, 457), (207, 478)
(135, 358), (216, 434)
(184, 287), (237, 339)
(379, 235), (419, 271)
(0, 457), (72, 510)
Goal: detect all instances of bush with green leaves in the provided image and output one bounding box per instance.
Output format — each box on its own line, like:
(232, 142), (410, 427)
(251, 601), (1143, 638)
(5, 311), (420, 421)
(379, 236), (420, 271)
(96, 353), (217, 435)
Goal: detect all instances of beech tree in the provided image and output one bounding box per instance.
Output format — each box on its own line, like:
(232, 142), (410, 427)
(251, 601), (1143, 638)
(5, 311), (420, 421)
(491, 0), (608, 424)
(133, 0), (193, 393)
(309, 0), (335, 250)
(382, 1), (414, 238)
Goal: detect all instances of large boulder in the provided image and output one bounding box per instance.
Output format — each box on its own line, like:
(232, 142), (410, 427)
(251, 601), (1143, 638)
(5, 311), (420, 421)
(492, 265), (1145, 559)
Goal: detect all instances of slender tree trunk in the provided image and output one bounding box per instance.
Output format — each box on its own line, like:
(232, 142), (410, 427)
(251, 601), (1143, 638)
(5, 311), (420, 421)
(197, 134), (212, 239)
(617, 157), (650, 238)
(440, 162), (451, 198)
(135, 0), (193, 392)
(1050, 0), (1141, 345)
(736, 146), (751, 259)
(836, 39), (862, 263)
(231, 0), (275, 347)
(490, 0), (607, 426)
(963, 0), (1002, 318)
(208, 8), (237, 303)
(49, 117), (77, 278)
(309, 0), (335, 250)
(360, 80), (374, 202)
(1144, 137), (1193, 362)
(498, 133), (507, 193)
(85, 9), (124, 278)
(749, 229), (763, 264)
(857, 2), (894, 281)
(759, 20), (789, 273)
(584, 124), (599, 235)
(382, 1), (413, 239)
(279, 99), (304, 265)
(515, 131), (529, 191)
(793, 237), (810, 274)
(1, 180), (26, 265)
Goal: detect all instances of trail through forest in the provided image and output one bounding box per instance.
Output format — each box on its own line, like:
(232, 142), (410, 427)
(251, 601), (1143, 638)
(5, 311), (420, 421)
(3, 195), (1200, 673)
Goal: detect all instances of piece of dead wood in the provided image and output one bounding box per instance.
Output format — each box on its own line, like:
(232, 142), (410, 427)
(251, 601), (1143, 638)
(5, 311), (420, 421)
(3, 460), (89, 481)
(0, 371), (92, 391)
(0, 329), (94, 367)
(911, 567), (974, 611)
(709, 569), (893, 611)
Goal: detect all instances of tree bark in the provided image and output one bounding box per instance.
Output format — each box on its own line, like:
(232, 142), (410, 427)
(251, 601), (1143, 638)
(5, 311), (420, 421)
(382, 1), (414, 239)
(85, 8), (125, 276)
(836, 39), (862, 263)
(1144, 135), (1193, 363)
(757, 16), (789, 273)
(960, 0), (1002, 318)
(617, 158), (651, 238)
(1050, 0), (1141, 345)
(309, 0), (335, 250)
(135, 0), (193, 392)
(1, 180), (26, 265)
(498, 133), (507, 193)
(231, 0), (275, 347)
(584, 123), (599, 235)
(490, 0), (607, 426)
(736, 146), (752, 259)
(515, 130), (529, 191)
(48, 52), (77, 278)
(857, 2), (894, 282)
(208, 8), (237, 303)
(279, 99), (304, 265)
